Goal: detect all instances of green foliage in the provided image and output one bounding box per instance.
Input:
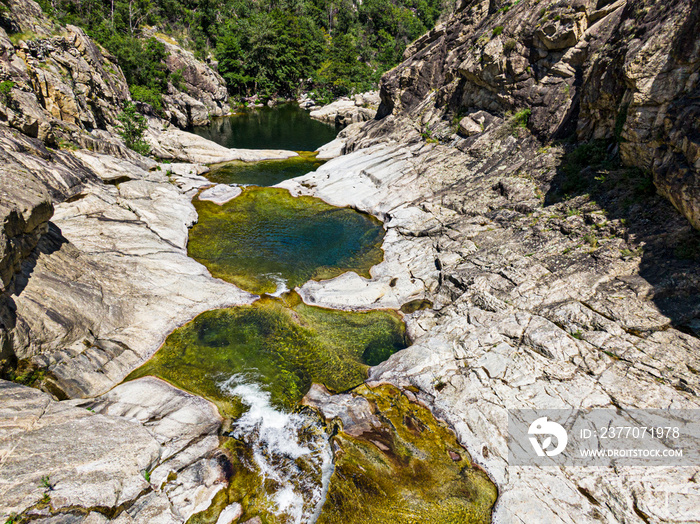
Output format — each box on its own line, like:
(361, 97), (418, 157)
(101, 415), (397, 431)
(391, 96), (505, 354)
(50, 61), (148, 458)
(583, 232), (598, 249)
(498, 0), (520, 13)
(40, 476), (52, 490)
(116, 101), (150, 155)
(0, 80), (15, 105)
(7, 366), (45, 386)
(510, 107), (531, 133)
(492, 26), (504, 37)
(7, 31), (39, 46)
(171, 68), (186, 91)
(39, 0), (446, 101)
(504, 39), (517, 53)
(130, 85), (162, 112)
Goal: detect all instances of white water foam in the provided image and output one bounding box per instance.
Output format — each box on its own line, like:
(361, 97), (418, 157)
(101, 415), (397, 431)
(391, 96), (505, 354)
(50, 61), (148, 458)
(220, 376), (333, 524)
(267, 273), (291, 297)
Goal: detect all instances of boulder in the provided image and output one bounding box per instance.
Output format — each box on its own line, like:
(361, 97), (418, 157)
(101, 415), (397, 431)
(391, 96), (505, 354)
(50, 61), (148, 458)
(309, 92), (379, 126)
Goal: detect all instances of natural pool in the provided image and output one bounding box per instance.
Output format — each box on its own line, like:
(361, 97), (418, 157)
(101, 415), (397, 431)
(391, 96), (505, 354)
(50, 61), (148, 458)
(188, 187), (385, 295)
(206, 152), (325, 187)
(193, 104), (339, 151)
(126, 292), (407, 419)
(128, 292), (409, 523)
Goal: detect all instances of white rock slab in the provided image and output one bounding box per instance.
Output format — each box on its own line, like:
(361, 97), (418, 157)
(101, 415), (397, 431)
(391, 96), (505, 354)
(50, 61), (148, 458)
(199, 184), (242, 205)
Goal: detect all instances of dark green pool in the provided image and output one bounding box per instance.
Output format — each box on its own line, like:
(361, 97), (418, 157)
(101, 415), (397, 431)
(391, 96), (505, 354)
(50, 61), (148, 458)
(193, 104), (339, 151)
(189, 187), (385, 295)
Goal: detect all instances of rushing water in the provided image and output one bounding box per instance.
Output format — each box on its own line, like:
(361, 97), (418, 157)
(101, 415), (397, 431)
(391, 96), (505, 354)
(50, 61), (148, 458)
(189, 187), (385, 295)
(128, 293), (408, 523)
(126, 293), (407, 417)
(193, 104), (339, 151)
(222, 377), (334, 524)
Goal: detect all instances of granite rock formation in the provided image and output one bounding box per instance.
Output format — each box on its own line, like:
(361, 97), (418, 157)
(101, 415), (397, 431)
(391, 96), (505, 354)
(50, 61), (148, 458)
(378, 0), (700, 230)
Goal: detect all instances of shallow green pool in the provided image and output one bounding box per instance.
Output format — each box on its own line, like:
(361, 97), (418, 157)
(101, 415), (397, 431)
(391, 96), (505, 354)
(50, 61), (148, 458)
(188, 187), (385, 295)
(126, 293), (406, 419)
(207, 152), (325, 187)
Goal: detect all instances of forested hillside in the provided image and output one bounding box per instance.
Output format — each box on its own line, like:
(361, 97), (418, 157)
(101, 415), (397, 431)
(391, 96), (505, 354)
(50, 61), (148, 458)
(30, 0), (451, 107)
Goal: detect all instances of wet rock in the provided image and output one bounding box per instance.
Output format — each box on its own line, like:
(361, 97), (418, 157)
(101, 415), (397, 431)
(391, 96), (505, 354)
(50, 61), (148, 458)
(311, 384), (497, 523)
(215, 504), (243, 524)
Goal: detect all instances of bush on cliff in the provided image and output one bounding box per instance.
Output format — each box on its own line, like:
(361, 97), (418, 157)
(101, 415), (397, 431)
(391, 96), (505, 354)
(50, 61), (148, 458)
(116, 101), (151, 155)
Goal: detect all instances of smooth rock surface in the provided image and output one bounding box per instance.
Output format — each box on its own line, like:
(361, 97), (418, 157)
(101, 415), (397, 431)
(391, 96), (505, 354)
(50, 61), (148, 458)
(0, 377), (227, 522)
(309, 92), (378, 126)
(147, 122), (299, 164)
(9, 148), (255, 399)
(199, 184), (242, 205)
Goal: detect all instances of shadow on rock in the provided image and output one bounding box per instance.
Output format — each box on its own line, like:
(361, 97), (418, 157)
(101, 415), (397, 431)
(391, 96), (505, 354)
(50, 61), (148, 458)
(545, 139), (700, 337)
(12, 222), (68, 297)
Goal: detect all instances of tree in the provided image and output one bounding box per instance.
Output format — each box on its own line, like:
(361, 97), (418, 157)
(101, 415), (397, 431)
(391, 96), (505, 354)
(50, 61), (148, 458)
(116, 101), (150, 155)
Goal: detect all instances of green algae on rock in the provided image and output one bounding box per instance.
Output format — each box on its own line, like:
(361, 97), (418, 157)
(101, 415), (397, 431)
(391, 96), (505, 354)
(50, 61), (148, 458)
(188, 187), (385, 295)
(316, 384), (498, 524)
(126, 293), (406, 419)
(206, 151), (325, 187)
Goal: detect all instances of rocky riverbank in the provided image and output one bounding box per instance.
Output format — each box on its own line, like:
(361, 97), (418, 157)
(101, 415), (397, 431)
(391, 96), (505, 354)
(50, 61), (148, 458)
(281, 118), (700, 522)
(0, 2), (303, 520)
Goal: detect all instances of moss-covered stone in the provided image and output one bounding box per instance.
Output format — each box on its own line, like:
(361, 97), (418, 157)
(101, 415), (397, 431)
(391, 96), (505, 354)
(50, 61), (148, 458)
(317, 384), (498, 524)
(188, 187), (385, 295)
(126, 292), (406, 419)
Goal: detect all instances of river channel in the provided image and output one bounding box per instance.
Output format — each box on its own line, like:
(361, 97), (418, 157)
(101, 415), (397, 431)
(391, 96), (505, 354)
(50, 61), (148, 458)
(129, 105), (497, 524)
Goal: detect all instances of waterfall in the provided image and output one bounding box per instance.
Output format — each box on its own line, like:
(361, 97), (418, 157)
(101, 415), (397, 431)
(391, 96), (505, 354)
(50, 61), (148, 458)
(220, 376), (334, 523)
